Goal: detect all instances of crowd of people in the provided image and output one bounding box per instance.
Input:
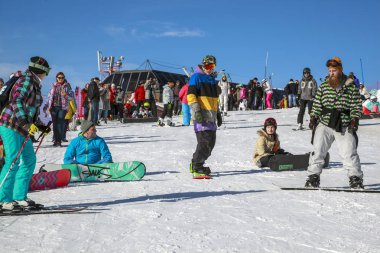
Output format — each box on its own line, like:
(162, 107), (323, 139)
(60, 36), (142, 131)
(0, 54), (378, 213)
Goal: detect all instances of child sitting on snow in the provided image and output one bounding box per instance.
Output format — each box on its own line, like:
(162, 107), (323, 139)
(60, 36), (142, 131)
(253, 117), (288, 167)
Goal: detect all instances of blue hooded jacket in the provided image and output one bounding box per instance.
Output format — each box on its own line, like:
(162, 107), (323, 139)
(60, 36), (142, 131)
(63, 135), (113, 164)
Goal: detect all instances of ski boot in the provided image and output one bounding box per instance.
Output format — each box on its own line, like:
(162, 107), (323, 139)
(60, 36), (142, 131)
(0, 202), (23, 213)
(157, 118), (165, 127)
(15, 198), (44, 210)
(296, 123), (303, 131)
(193, 166), (212, 179)
(305, 174), (320, 188)
(349, 176), (364, 189)
(167, 118), (175, 127)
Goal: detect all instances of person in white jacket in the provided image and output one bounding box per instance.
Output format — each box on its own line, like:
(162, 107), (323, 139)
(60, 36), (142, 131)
(218, 74), (229, 115)
(262, 79), (273, 109)
(158, 81), (175, 126)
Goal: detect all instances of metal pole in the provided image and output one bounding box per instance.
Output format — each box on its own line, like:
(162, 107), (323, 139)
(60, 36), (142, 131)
(360, 58), (365, 84)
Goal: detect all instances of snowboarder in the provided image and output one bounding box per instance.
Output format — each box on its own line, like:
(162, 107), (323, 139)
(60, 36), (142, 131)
(305, 57), (363, 189)
(158, 80), (175, 126)
(187, 55), (219, 177)
(296, 68), (317, 130)
(63, 120), (113, 164)
(253, 118), (288, 167)
(0, 56), (51, 212)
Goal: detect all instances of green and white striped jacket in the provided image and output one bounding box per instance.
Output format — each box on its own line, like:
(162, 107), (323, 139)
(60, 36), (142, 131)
(311, 75), (361, 128)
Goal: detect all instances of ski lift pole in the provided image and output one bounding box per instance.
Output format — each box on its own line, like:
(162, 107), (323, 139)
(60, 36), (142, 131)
(0, 134), (31, 189)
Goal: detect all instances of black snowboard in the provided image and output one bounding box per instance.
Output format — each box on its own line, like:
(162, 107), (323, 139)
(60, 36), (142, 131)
(268, 152), (329, 171)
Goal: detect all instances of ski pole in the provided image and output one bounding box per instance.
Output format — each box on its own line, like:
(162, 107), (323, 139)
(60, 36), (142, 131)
(34, 121), (52, 154)
(0, 134), (31, 189)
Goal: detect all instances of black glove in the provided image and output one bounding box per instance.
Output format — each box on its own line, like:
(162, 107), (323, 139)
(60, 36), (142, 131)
(216, 111), (222, 127)
(309, 116), (318, 129)
(348, 118), (359, 134)
(35, 123), (52, 135)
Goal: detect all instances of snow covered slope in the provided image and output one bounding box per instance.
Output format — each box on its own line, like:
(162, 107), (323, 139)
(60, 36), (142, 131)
(1, 108), (379, 253)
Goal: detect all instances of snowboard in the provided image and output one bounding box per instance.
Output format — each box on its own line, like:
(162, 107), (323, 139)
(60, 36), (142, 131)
(193, 174), (212, 179)
(0, 206), (89, 216)
(268, 152), (329, 171)
(280, 187), (380, 193)
(40, 161), (146, 182)
(29, 169), (71, 191)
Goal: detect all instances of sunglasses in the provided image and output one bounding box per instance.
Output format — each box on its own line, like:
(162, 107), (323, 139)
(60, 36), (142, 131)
(57, 76), (65, 79)
(203, 63), (216, 71)
(326, 60), (342, 68)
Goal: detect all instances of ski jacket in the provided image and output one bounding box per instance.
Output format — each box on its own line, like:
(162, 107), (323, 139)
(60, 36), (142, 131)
(99, 86), (111, 110)
(134, 85), (145, 101)
(285, 81), (298, 95)
(87, 81), (100, 102)
(115, 91), (124, 104)
(298, 77), (317, 100)
(162, 84), (174, 104)
(363, 100), (380, 112)
(240, 87), (247, 99)
(263, 82), (272, 94)
(47, 81), (74, 111)
(63, 135), (113, 165)
(187, 66), (218, 132)
(109, 87), (116, 104)
(311, 75), (362, 128)
(144, 79), (159, 100)
(218, 80), (229, 96)
(0, 70), (43, 137)
(253, 129), (280, 165)
(179, 83), (189, 104)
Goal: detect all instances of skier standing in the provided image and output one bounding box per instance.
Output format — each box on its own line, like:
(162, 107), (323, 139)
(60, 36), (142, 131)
(305, 57), (363, 188)
(296, 68), (317, 130)
(158, 81), (175, 126)
(187, 55), (219, 177)
(0, 56), (51, 212)
(218, 74), (229, 115)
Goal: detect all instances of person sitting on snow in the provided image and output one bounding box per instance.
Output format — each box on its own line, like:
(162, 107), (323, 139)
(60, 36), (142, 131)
(253, 118), (288, 167)
(63, 120), (113, 164)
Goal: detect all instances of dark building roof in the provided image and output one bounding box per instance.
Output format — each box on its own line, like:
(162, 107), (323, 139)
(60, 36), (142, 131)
(103, 69), (188, 92)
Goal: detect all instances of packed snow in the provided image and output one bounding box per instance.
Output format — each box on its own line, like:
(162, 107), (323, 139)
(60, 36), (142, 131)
(1, 108), (380, 253)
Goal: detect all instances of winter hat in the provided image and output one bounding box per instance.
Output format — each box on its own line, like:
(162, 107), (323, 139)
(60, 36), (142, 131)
(28, 56), (50, 76)
(264, 117), (277, 130)
(81, 120), (94, 133)
(303, 67), (311, 74)
(202, 55), (217, 65)
(0, 77), (4, 84)
(326, 57), (343, 71)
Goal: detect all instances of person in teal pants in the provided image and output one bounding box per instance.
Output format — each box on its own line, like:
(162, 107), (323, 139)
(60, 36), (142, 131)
(0, 56), (51, 212)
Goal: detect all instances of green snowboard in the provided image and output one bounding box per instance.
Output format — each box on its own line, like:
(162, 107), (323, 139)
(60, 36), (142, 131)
(40, 161), (146, 182)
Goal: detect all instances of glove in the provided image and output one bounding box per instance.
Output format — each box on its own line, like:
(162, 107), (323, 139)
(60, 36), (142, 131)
(167, 102), (173, 110)
(194, 111), (203, 123)
(28, 124), (39, 136)
(309, 116), (318, 129)
(348, 117), (359, 134)
(35, 123), (52, 136)
(216, 111), (222, 127)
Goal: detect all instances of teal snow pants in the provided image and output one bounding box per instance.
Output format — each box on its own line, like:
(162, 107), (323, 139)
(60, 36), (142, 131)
(0, 126), (36, 202)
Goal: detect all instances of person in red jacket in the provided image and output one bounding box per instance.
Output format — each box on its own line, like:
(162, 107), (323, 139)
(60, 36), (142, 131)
(109, 83), (117, 119)
(134, 81), (145, 112)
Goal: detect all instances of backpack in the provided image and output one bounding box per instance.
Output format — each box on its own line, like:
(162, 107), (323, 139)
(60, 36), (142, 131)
(0, 71), (22, 112)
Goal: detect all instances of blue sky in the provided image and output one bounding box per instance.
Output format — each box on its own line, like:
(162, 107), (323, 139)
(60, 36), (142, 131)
(1, 0), (379, 95)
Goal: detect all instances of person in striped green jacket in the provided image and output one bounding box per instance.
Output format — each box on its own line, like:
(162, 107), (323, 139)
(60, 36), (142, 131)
(305, 57), (363, 189)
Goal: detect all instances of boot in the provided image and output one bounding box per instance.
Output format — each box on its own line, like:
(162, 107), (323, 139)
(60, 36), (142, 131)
(193, 166), (211, 176)
(305, 174), (320, 188)
(15, 198), (44, 210)
(1, 202), (23, 213)
(296, 123), (303, 130)
(349, 176), (364, 189)
(157, 118), (165, 127)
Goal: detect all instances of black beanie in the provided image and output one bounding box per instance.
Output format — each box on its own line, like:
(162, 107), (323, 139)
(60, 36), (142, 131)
(28, 56), (51, 76)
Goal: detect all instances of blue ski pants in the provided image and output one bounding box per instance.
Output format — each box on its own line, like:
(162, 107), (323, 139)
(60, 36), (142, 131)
(0, 126), (36, 202)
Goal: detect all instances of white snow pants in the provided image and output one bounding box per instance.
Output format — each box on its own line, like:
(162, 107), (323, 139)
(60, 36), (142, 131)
(219, 94), (228, 113)
(307, 124), (363, 178)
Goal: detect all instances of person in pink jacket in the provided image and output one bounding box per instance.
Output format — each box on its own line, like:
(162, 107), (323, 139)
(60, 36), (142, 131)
(179, 82), (191, 126)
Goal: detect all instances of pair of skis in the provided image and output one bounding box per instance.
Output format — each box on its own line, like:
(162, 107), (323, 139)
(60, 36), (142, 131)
(0, 206), (92, 216)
